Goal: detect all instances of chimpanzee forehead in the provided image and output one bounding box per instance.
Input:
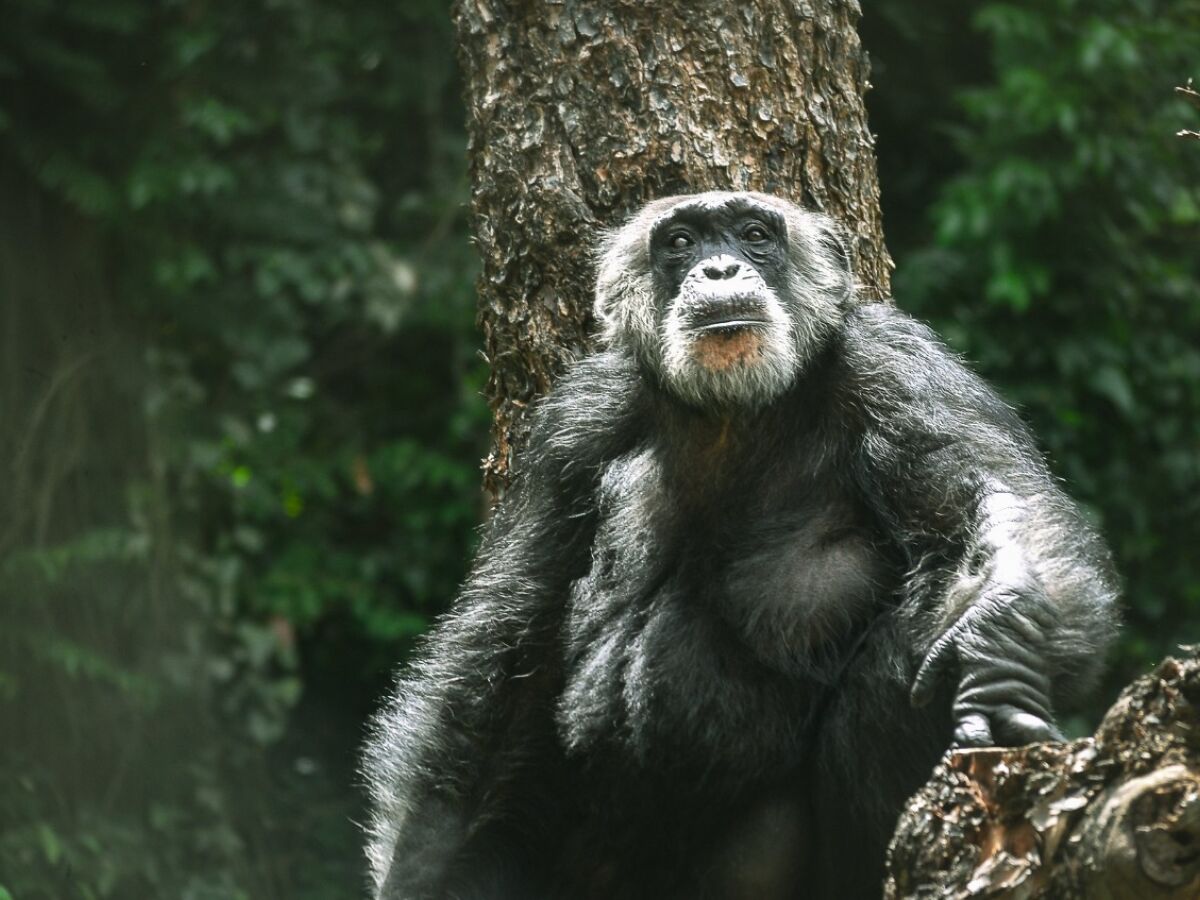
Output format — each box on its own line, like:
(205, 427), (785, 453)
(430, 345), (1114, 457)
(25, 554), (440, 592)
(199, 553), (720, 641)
(650, 195), (784, 235)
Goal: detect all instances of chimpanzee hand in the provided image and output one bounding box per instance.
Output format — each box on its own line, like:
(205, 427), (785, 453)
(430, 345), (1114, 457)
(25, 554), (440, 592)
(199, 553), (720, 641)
(910, 587), (1065, 748)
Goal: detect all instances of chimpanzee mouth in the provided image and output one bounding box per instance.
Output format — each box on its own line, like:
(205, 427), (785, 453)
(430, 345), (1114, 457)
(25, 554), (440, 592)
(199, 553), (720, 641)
(686, 301), (771, 334)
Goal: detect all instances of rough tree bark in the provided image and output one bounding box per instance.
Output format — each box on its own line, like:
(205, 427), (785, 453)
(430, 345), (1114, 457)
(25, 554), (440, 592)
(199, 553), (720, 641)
(452, 0), (890, 494)
(451, 1), (1187, 897)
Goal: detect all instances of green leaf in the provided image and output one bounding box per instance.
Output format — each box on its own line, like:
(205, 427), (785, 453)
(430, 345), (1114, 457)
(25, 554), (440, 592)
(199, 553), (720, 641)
(1090, 366), (1136, 417)
(37, 823), (62, 865)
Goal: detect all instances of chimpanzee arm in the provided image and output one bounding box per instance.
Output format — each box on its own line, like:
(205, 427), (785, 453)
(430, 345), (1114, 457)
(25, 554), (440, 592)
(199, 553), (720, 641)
(843, 303), (1119, 747)
(362, 476), (584, 898)
(362, 351), (642, 898)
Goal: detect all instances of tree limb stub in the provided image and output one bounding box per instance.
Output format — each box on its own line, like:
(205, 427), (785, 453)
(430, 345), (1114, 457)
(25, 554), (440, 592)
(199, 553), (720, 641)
(886, 648), (1200, 899)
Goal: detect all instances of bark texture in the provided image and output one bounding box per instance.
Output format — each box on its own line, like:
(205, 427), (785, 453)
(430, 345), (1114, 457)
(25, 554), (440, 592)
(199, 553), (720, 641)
(452, 0), (891, 491)
(886, 648), (1200, 899)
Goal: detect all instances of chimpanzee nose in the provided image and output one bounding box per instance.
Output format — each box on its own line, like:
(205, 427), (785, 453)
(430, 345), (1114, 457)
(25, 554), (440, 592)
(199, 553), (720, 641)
(703, 260), (741, 280)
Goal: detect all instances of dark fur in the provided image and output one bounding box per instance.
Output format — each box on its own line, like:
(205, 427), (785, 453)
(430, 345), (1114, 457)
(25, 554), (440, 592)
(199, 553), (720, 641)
(363, 194), (1119, 899)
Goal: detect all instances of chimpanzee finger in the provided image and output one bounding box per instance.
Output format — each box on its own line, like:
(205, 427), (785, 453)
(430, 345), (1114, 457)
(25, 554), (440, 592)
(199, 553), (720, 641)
(911, 632), (959, 708)
(951, 712), (994, 748)
(993, 707), (1065, 746)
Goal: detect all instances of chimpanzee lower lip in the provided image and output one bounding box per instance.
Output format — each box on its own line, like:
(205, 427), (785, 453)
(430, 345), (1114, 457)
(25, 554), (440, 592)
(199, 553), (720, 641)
(693, 319), (767, 334)
(687, 302), (770, 330)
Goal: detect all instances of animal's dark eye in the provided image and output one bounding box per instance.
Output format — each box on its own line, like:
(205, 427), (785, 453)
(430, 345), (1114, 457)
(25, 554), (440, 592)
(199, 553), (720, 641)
(669, 231), (693, 250)
(743, 224), (770, 244)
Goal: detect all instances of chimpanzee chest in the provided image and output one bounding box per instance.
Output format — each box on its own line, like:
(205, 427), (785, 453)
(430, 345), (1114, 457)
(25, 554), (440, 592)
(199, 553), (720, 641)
(555, 445), (897, 778)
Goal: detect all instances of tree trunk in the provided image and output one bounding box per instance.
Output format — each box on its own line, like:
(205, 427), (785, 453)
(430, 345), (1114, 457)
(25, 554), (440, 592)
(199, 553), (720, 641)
(452, 0), (891, 493)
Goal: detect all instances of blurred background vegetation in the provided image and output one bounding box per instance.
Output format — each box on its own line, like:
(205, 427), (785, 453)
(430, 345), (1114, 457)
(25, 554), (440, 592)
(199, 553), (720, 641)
(0, 0), (1196, 896)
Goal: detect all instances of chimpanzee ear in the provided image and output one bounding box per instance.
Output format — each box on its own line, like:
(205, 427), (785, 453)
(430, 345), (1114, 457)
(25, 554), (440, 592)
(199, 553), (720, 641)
(591, 226), (624, 328)
(782, 205), (856, 305)
(815, 216), (855, 303)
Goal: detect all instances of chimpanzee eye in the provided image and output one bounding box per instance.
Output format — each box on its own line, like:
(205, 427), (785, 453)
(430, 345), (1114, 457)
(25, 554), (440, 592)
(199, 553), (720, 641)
(669, 231), (693, 250)
(743, 224), (770, 244)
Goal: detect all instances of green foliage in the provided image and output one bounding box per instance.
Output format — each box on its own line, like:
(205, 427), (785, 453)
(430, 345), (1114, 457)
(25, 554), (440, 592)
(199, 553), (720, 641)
(1, 0), (481, 896)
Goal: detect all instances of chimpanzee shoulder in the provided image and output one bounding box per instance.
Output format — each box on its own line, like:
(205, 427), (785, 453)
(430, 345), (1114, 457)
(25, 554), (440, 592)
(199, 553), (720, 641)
(838, 302), (1031, 427)
(523, 347), (648, 484)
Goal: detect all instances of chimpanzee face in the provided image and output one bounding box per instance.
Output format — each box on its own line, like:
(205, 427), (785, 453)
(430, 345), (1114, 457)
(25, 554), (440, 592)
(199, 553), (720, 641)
(649, 197), (801, 407)
(594, 191), (851, 410)
(649, 197), (791, 308)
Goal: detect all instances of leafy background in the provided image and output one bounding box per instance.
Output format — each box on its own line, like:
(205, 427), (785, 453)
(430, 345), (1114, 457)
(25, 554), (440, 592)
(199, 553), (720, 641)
(1, 0), (1197, 896)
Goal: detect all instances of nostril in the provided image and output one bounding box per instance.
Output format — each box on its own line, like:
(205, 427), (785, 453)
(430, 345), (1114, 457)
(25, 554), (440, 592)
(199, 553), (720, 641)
(703, 262), (741, 280)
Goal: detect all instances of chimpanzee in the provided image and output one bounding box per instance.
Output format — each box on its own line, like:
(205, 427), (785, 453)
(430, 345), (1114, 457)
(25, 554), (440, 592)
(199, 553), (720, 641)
(362, 192), (1119, 899)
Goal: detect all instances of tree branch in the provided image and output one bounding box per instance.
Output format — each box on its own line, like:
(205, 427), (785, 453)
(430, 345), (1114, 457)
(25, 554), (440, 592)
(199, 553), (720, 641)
(1177, 82), (1200, 141)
